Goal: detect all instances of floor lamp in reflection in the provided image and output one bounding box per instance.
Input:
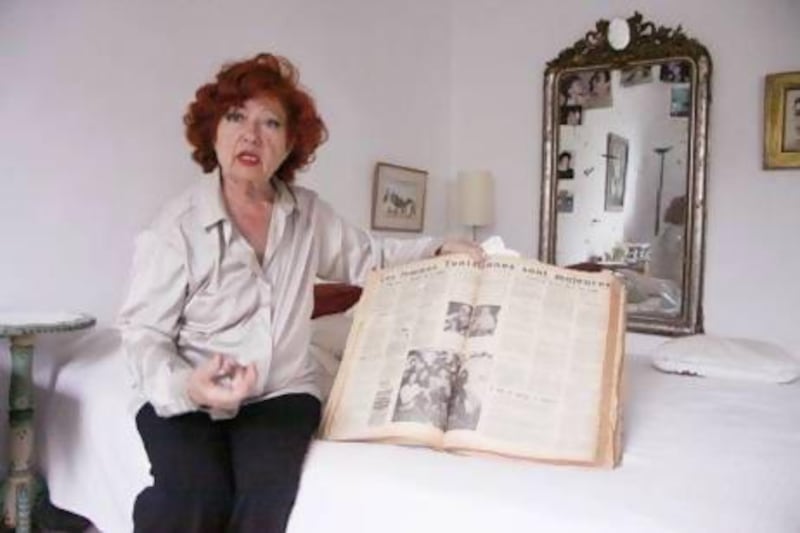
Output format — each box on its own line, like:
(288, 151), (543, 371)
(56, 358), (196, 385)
(653, 146), (672, 236)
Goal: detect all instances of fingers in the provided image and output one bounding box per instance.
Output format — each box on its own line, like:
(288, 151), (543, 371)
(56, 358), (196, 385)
(195, 353), (223, 379)
(207, 364), (257, 411)
(188, 356), (258, 411)
(466, 243), (487, 264)
(215, 356), (239, 381)
(244, 363), (258, 387)
(229, 363), (258, 398)
(439, 239), (487, 264)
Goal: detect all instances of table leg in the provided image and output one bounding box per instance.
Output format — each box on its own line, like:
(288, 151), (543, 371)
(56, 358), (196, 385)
(0, 334), (40, 533)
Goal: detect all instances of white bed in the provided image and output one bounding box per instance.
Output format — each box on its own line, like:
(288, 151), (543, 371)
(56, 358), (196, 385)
(11, 316), (800, 533)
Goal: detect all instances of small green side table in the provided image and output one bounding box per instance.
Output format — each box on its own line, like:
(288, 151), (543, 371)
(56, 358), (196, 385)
(0, 312), (95, 533)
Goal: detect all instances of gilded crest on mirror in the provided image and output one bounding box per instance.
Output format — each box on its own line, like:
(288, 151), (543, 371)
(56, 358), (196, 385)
(539, 12), (712, 335)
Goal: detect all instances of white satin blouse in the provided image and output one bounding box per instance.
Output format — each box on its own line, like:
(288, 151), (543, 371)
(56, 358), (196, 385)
(118, 176), (440, 418)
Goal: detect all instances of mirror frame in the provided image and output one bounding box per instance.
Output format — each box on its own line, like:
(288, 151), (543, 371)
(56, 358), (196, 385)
(539, 12), (712, 335)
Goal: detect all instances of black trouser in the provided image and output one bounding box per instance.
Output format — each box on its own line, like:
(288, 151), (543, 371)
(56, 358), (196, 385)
(133, 393), (321, 533)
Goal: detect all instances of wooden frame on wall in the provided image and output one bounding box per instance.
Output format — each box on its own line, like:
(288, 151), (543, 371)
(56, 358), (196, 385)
(764, 71), (800, 169)
(370, 162), (427, 232)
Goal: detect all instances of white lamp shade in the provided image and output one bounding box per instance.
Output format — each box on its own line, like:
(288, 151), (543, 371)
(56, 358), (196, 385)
(457, 170), (494, 227)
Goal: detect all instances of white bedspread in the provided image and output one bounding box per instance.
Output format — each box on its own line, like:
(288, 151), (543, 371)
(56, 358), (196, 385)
(10, 328), (799, 533)
(291, 355), (800, 533)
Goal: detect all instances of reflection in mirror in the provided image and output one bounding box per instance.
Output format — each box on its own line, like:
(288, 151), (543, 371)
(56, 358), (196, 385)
(556, 61), (692, 318)
(540, 13), (711, 335)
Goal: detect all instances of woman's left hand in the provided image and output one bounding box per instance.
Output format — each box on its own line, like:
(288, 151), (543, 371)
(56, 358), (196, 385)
(436, 239), (487, 264)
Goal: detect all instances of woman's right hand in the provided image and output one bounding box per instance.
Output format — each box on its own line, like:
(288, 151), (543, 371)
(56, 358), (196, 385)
(187, 354), (258, 411)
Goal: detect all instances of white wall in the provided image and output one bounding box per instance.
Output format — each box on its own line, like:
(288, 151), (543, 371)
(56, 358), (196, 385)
(451, 0), (800, 351)
(1, 0), (799, 349)
(0, 0), (452, 324)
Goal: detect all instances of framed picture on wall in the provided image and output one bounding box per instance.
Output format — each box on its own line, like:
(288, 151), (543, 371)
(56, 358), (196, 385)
(670, 86), (691, 118)
(764, 71), (800, 169)
(557, 150), (575, 180)
(604, 133), (628, 212)
(620, 65), (653, 87)
(584, 69), (613, 109)
(371, 162), (427, 232)
(556, 189), (574, 213)
(559, 105), (583, 126)
(659, 60), (692, 83)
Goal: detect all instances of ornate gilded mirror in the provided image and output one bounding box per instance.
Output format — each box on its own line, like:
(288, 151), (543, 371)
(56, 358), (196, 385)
(539, 13), (711, 335)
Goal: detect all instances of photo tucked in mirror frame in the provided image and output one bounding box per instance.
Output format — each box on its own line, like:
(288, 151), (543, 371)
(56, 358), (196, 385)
(539, 12), (712, 335)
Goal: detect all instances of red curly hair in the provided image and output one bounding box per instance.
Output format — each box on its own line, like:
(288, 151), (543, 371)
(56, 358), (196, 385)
(184, 53), (328, 183)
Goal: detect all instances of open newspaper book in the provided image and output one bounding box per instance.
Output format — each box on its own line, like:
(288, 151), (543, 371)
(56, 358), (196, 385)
(320, 254), (626, 468)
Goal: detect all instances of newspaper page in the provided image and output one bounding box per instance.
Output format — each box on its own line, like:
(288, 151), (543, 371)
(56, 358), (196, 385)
(321, 255), (482, 446)
(442, 258), (624, 467)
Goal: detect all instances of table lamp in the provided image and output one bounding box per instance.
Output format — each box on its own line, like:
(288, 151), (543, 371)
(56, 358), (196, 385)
(457, 170), (494, 241)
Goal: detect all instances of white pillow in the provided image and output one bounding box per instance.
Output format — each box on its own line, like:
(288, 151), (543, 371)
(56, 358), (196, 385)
(309, 343), (339, 399)
(310, 312), (355, 400)
(651, 334), (800, 384)
(310, 311), (354, 359)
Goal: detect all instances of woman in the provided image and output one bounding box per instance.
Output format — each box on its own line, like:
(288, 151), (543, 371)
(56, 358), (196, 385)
(444, 302), (472, 334)
(587, 69), (611, 108)
(118, 53), (483, 532)
(468, 305), (498, 337)
(559, 74), (587, 106)
(557, 151), (574, 180)
(564, 106), (582, 126)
